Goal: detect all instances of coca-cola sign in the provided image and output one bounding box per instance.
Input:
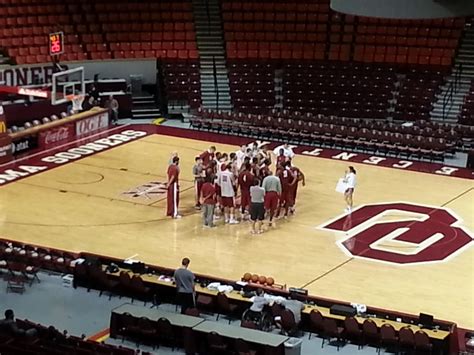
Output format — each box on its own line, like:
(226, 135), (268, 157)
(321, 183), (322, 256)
(39, 123), (73, 147)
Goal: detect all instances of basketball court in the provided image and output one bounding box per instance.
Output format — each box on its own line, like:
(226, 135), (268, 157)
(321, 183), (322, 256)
(0, 125), (473, 330)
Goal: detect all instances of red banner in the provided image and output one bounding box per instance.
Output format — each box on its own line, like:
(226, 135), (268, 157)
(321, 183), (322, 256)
(0, 134), (12, 164)
(39, 122), (74, 148)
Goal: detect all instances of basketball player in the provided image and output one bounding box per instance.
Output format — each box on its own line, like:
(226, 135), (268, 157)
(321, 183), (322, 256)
(192, 157), (205, 209)
(275, 148), (287, 169)
(262, 171), (281, 227)
(238, 163), (254, 218)
(219, 164), (239, 224)
(344, 166), (357, 213)
(199, 145), (216, 168)
(168, 151), (178, 165)
(273, 143), (295, 159)
(235, 145), (247, 170)
(167, 156), (181, 218)
(257, 144), (271, 165)
(259, 159), (272, 179)
(277, 161), (297, 218)
(288, 162), (305, 214)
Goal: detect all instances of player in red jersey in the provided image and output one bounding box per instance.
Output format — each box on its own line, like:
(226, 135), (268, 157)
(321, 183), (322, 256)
(259, 159), (272, 179)
(166, 156), (181, 218)
(250, 157), (260, 178)
(288, 162), (305, 214)
(238, 162), (254, 218)
(276, 161), (297, 218)
(275, 148), (287, 170)
(199, 145), (216, 168)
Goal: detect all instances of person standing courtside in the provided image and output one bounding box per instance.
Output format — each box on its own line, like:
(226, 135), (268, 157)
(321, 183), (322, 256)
(192, 157), (205, 210)
(200, 176), (217, 228)
(173, 258), (195, 314)
(249, 179), (265, 234)
(167, 156), (181, 218)
(262, 171), (282, 227)
(343, 166), (357, 213)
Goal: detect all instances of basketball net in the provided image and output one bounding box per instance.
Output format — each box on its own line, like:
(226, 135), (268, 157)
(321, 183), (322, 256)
(68, 94), (85, 113)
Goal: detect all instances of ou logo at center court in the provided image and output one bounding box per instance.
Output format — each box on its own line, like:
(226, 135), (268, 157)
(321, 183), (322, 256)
(319, 202), (474, 265)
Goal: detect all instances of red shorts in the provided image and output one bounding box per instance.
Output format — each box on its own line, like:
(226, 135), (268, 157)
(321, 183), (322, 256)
(286, 186), (296, 206)
(240, 190), (251, 209)
(221, 196), (234, 208)
(280, 189), (291, 206)
(264, 191), (279, 211)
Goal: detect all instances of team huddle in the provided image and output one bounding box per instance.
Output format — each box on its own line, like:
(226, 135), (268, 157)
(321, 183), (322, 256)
(166, 142), (305, 234)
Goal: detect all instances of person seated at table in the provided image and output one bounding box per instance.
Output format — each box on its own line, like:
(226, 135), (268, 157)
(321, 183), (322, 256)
(247, 288), (271, 321)
(0, 309), (37, 337)
(274, 298), (305, 332)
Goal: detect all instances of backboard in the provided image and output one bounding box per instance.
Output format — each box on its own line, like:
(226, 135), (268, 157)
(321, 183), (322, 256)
(51, 67), (85, 105)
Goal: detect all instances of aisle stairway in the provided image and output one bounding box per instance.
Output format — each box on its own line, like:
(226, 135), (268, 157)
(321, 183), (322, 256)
(431, 18), (474, 122)
(192, 0), (232, 111)
(131, 95), (162, 120)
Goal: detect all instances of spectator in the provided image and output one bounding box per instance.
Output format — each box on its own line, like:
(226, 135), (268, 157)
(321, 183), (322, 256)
(0, 309), (37, 337)
(88, 84), (100, 105)
(105, 95), (119, 124)
(173, 258), (195, 314)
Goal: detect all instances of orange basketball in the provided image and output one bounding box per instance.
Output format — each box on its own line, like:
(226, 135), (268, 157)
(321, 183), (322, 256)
(243, 273), (251, 282)
(258, 275), (267, 284)
(251, 274), (259, 283)
(266, 277), (274, 286)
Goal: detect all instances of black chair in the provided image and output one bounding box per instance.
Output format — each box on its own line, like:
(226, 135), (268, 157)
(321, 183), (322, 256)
(235, 338), (256, 355)
(280, 309), (298, 336)
(207, 331), (228, 354)
(183, 327), (198, 355)
(156, 317), (175, 350)
(379, 323), (398, 354)
(308, 309), (324, 339)
(321, 318), (344, 350)
(414, 330), (433, 354)
(129, 275), (151, 305)
(399, 327), (415, 353)
(362, 319), (380, 349)
(216, 292), (238, 323)
(136, 317), (156, 348)
(344, 317), (363, 349)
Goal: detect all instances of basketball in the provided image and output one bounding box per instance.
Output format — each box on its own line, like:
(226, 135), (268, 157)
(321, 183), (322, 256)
(266, 277), (275, 286)
(242, 273), (251, 281)
(258, 275), (267, 284)
(251, 274), (259, 283)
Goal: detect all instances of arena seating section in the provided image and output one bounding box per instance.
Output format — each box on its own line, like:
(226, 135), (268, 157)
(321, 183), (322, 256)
(191, 108), (474, 160)
(0, 0), (197, 63)
(222, 0), (463, 65)
(221, 0), (465, 119)
(459, 80), (474, 125)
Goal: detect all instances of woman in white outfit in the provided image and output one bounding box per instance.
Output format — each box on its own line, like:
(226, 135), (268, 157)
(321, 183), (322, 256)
(344, 166), (357, 213)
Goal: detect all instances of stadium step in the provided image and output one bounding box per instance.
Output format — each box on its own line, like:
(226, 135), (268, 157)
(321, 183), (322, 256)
(430, 22), (474, 123)
(192, 0), (233, 112)
(131, 95), (162, 120)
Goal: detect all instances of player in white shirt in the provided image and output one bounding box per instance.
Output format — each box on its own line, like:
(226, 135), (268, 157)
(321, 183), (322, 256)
(235, 145), (247, 170)
(343, 166), (357, 213)
(219, 164), (239, 224)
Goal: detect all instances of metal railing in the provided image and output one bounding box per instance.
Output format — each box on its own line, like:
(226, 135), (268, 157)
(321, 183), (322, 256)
(442, 63), (463, 120)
